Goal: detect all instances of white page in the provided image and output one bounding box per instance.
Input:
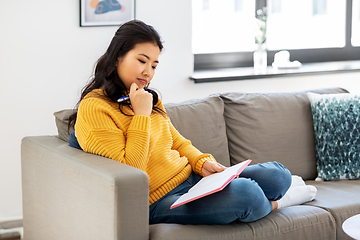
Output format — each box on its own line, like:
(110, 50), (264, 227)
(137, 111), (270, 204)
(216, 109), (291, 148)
(188, 163), (244, 193)
(170, 160), (251, 208)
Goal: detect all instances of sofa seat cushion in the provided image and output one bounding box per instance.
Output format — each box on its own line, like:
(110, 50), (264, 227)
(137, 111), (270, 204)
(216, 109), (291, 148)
(305, 179), (360, 240)
(150, 205), (335, 240)
(165, 96), (230, 167)
(221, 87), (348, 180)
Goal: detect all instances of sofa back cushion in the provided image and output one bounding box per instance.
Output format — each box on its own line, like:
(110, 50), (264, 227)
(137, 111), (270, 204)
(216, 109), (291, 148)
(165, 96), (231, 167)
(221, 87), (348, 180)
(54, 96), (231, 167)
(54, 109), (75, 142)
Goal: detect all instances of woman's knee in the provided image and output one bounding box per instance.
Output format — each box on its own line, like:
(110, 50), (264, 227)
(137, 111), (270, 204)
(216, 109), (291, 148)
(225, 178), (273, 222)
(272, 162), (291, 187)
(226, 178), (268, 205)
(263, 162), (292, 199)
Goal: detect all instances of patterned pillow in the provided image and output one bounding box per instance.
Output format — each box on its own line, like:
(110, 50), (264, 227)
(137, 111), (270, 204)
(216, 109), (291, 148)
(307, 92), (360, 180)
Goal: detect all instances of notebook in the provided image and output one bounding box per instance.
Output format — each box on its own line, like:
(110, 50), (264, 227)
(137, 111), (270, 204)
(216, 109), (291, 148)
(170, 159), (252, 209)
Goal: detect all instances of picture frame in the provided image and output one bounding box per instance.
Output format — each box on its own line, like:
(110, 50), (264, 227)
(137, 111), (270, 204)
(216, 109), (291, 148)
(80, 0), (135, 27)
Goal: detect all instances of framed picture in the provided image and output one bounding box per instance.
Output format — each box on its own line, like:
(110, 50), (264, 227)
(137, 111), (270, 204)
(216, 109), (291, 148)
(80, 0), (135, 27)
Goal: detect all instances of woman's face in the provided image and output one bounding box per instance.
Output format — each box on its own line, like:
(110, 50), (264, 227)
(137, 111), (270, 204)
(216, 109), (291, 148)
(116, 42), (160, 91)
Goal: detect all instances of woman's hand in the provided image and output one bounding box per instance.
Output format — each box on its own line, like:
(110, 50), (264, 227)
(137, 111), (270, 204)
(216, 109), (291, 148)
(129, 83), (153, 117)
(201, 161), (226, 177)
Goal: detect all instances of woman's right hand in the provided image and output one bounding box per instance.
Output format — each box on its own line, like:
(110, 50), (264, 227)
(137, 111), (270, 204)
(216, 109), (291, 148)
(129, 83), (153, 117)
(201, 161), (226, 177)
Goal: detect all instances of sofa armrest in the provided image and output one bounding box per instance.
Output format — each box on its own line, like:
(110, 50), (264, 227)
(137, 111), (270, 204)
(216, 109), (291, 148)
(21, 136), (149, 240)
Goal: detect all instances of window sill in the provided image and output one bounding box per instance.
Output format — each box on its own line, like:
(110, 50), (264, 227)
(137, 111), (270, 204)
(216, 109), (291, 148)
(190, 60), (360, 83)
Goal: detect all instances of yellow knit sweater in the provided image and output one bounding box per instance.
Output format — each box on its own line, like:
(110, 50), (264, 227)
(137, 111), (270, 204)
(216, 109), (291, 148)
(75, 89), (216, 205)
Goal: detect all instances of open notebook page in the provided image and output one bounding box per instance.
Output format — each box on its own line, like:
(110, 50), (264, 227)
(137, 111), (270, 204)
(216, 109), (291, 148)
(170, 159), (251, 209)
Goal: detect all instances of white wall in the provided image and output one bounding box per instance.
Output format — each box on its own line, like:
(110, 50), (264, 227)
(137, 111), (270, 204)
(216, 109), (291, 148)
(0, 0), (360, 221)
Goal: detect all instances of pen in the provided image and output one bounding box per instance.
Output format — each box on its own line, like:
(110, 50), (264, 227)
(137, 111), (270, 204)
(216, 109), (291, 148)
(117, 95), (130, 102)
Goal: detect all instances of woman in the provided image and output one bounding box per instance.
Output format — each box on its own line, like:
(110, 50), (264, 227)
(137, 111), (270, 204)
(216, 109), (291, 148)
(68, 20), (316, 225)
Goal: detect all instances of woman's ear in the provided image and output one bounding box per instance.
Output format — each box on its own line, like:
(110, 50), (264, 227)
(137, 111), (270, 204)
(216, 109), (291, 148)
(116, 56), (121, 67)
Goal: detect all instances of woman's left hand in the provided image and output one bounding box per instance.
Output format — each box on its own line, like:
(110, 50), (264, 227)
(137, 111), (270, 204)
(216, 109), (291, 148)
(201, 161), (226, 177)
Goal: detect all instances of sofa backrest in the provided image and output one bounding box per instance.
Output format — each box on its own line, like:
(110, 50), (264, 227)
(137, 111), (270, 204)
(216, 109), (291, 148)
(220, 87), (348, 180)
(54, 95), (231, 167)
(164, 96), (230, 167)
(54, 87), (349, 180)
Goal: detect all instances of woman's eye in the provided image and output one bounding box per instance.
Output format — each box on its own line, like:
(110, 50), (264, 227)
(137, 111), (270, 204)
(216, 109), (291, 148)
(152, 66), (157, 69)
(138, 60), (145, 64)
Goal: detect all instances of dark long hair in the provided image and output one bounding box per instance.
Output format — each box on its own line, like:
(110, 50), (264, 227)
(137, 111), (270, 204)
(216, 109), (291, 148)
(68, 20), (164, 129)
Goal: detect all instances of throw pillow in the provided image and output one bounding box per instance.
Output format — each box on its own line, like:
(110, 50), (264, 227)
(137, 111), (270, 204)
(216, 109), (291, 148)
(307, 92), (360, 180)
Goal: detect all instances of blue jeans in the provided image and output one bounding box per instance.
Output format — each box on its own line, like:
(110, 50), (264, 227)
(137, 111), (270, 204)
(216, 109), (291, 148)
(69, 131), (82, 150)
(149, 161), (291, 225)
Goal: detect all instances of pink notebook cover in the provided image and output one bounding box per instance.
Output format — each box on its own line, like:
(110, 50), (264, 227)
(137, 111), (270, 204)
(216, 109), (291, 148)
(170, 159), (252, 209)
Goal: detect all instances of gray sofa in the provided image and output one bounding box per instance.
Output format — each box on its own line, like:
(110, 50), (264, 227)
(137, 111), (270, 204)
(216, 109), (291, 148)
(21, 87), (360, 240)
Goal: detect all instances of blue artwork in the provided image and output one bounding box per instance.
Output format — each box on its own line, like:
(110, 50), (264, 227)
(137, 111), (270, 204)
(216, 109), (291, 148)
(82, 0), (132, 26)
(95, 0), (122, 14)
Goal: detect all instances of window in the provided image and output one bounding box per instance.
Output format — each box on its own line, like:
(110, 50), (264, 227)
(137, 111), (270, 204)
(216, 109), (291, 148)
(267, 0), (345, 49)
(193, 0), (360, 70)
(192, 1), (255, 54)
(353, 0), (360, 46)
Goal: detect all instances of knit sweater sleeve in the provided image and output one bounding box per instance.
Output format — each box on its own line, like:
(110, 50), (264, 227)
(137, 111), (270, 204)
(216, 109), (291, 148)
(75, 97), (151, 171)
